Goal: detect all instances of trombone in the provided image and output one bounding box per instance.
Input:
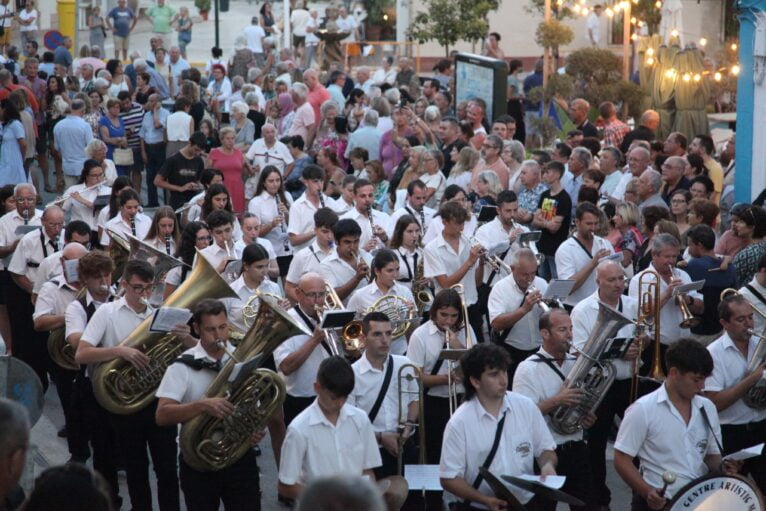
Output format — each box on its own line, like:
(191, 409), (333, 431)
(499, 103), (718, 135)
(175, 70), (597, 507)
(721, 288), (766, 323)
(630, 269), (663, 403)
(396, 363), (426, 475)
(670, 264), (700, 329)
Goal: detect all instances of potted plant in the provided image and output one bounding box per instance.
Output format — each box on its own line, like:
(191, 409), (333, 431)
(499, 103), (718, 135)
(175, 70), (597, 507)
(195, 0), (211, 20)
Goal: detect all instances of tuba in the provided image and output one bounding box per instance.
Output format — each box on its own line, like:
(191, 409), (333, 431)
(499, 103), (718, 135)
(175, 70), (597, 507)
(127, 235), (188, 307)
(721, 288), (766, 408)
(92, 253), (238, 415)
(48, 288), (87, 371)
(179, 291), (308, 472)
(107, 229), (131, 285)
(549, 301), (634, 435)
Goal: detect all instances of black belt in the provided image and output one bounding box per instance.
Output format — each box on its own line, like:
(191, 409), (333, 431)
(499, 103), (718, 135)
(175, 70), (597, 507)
(27, 262), (39, 268)
(557, 439), (586, 451)
(145, 141), (165, 146)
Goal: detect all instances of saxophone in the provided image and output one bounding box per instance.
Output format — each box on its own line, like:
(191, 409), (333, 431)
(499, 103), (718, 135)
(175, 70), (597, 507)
(179, 291), (309, 472)
(412, 255), (432, 315)
(549, 301), (634, 435)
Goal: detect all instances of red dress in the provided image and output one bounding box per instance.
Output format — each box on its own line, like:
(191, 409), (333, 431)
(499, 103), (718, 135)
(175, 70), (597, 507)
(209, 148), (246, 213)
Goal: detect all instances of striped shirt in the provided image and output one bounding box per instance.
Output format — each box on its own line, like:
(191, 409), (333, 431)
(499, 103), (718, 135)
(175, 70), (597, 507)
(120, 102), (144, 149)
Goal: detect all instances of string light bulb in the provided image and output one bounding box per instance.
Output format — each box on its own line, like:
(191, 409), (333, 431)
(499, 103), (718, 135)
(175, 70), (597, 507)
(605, 7), (614, 17)
(655, 0), (661, 6)
(714, 72), (722, 81)
(731, 43), (738, 51)
(682, 73), (691, 82)
(630, 16), (637, 24)
(732, 65), (740, 76)
(572, 4), (581, 13)
(693, 74), (701, 82)
(670, 29), (679, 38)
(620, 1), (629, 9)
(631, 33), (638, 41)
(699, 37), (707, 47)
(646, 57), (655, 65)
(665, 68), (676, 78)
(646, 48), (654, 56)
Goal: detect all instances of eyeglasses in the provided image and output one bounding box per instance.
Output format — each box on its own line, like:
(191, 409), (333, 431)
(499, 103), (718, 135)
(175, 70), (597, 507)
(88, 173), (104, 178)
(196, 236), (212, 242)
(128, 284), (154, 293)
(301, 291), (327, 299)
(15, 197), (35, 203)
(482, 144), (498, 150)
(670, 199), (687, 204)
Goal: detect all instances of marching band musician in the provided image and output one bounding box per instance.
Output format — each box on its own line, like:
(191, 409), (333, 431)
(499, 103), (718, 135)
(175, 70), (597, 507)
(704, 293), (766, 493)
(389, 180), (435, 239)
(319, 219), (373, 305)
(200, 210), (240, 274)
(347, 311), (419, 482)
(198, 185), (245, 243)
(64, 250), (120, 508)
(278, 356), (408, 511)
(407, 288), (473, 509)
(555, 202), (614, 310)
(31, 220), (92, 298)
(512, 308), (596, 510)
(32, 242), (89, 464)
(421, 186), (477, 247)
(142, 206), (181, 255)
(440, 343), (558, 511)
(423, 200), (484, 343)
(156, 299), (265, 511)
(162, 222), (212, 299)
(347, 249), (415, 356)
(288, 165), (326, 251)
(248, 165), (294, 278)
(225, 243), (283, 334)
(99, 189), (151, 247)
(487, 248), (548, 382)
(340, 178), (392, 252)
(570, 260), (642, 510)
(273, 272), (334, 425)
(285, 208), (338, 303)
(185, 169), (224, 225)
(76, 260), (193, 511)
(59, 159), (110, 233)
(614, 339), (740, 511)
(235, 213), (279, 279)
(628, 234), (704, 371)
(739, 253), (766, 334)
(389, 215), (423, 293)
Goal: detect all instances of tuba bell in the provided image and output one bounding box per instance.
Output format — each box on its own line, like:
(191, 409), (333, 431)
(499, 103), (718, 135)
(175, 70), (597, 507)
(179, 291), (308, 471)
(550, 301), (634, 435)
(126, 235), (188, 307)
(107, 229), (131, 285)
(92, 253), (238, 415)
(367, 294), (416, 338)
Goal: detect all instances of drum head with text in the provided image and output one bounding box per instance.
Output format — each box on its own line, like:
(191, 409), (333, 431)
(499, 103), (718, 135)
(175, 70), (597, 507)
(668, 474), (763, 511)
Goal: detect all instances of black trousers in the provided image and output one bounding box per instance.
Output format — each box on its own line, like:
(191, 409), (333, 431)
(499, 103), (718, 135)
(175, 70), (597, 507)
(721, 419), (766, 494)
(78, 375), (120, 507)
(539, 440), (594, 511)
(180, 449), (261, 511)
(424, 394), (451, 511)
(496, 343), (538, 388)
(283, 394), (314, 426)
(587, 378), (632, 506)
(630, 493), (654, 511)
(109, 401), (180, 511)
(143, 142), (166, 207)
(7, 280), (50, 390)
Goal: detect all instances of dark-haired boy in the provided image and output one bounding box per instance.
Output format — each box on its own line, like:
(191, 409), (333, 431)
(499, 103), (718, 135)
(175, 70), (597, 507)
(288, 164), (326, 251)
(285, 207), (338, 302)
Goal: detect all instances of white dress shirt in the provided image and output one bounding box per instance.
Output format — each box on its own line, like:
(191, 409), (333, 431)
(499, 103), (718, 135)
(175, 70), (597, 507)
(278, 400), (381, 485)
(339, 207), (392, 250)
(614, 383), (722, 499)
(347, 281), (414, 355)
(389, 204), (435, 237)
(555, 234), (614, 307)
(233, 236), (276, 262)
(407, 320), (470, 398)
(156, 341), (234, 404)
(32, 276), (77, 320)
(62, 183), (111, 230)
(473, 218), (530, 285)
(348, 354), (417, 433)
(65, 290), (109, 341)
(248, 191), (294, 257)
(199, 242), (243, 274)
(285, 241), (333, 285)
(245, 139), (293, 175)
(273, 306), (331, 397)
(628, 264), (702, 345)
(0, 208), (42, 269)
(424, 233), (478, 305)
(100, 212), (151, 246)
(319, 250), (373, 306)
(8, 228), (59, 284)
(513, 347), (581, 445)
(440, 391), (557, 506)
(393, 247), (421, 291)
(422, 215), (477, 246)
(487, 275), (548, 351)
(705, 332), (766, 425)
(224, 275), (282, 334)
(570, 291), (638, 380)
(740, 278), (766, 334)
(287, 192), (319, 251)
(33, 251), (64, 295)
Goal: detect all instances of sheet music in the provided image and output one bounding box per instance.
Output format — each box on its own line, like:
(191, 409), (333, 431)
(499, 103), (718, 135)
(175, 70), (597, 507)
(671, 280), (705, 297)
(63, 259), (79, 283)
(724, 443), (764, 462)
(517, 474), (566, 490)
(543, 279), (575, 300)
(404, 465), (442, 491)
(149, 307), (192, 333)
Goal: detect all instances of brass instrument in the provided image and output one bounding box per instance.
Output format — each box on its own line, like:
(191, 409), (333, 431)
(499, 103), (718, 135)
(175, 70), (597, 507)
(107, 228), (131, 285)
(519, 231), (545, 266)
(179, 291), (308, 472)
(366, 294), (416, 338)
(241, 291), (286, 329)
(127, 235), (188, 307)
(442, 328), (465, 415)
(630, 270), (663, 403)
(92, 253), (238, 415)
(412, 255), (433, 315)
(316, 283), (364, 358)
(396, 363), (425, 475)
(671, 264), (700, 328)
(550, 301), (634, 434)
(525, 284), (551, 313)
(48, 288), (87, 371)
(721, 288), (766, 408)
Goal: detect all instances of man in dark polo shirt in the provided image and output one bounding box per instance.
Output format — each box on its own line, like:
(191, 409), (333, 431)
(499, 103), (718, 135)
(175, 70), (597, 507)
(154, 131), (205, 209)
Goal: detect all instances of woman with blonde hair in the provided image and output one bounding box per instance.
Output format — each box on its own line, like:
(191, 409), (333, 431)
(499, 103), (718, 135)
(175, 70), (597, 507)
(605, 201), (644, 275)
(447, 145), (479, 190)
(389, 145), (426, 210)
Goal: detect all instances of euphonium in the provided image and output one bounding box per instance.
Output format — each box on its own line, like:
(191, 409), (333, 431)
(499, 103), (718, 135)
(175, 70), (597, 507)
(179, 292), (308, 472)
(412, 255), (433, 315)
(550, 301), (634, 434)
(48, 288), (87, 371)
(92, 253), (238, 415)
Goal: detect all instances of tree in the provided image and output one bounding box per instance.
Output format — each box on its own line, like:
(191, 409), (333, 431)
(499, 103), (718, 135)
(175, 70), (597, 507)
(409, 0), (498, 56)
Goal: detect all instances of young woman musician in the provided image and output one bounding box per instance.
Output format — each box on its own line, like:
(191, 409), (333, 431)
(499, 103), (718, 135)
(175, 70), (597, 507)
(99, 189), (150, 247)
(199, 183), (243, 241)
(389, 214), (423, 293)
(61, 159), (109, 237)
(226, 243), (282, 334)
(143, 206), (181, 256)
(248, 165), (294, 279)
(95, 175), (132, 246)
(163, 221), (211, 299)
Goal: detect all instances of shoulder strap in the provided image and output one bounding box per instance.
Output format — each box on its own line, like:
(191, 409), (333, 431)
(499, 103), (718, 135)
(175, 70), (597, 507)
(293, 305), (334, 356)
(570, 235), (593, 259)
(76, 294), (98, 322)
(367, 356), (394, 424)
(534, 353), (566, 381)
(486, 247), (511, 285)
(172, 354), (222, 372)
(491, 293), (526, 345)
(468, 411), (507, 492)
(698, 405), (725, 455)
(746, 284), (766, 308)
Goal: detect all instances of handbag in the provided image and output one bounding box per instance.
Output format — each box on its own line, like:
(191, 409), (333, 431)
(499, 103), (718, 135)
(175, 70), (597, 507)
(112, 147), (134, 166)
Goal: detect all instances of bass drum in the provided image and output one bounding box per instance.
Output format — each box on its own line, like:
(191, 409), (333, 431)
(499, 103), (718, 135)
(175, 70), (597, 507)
(667, 473), (763, 511)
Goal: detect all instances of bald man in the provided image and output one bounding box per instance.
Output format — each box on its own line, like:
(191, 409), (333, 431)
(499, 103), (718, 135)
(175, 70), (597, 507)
(273, 272), (334, 425)
(570, 260), (643, 509)
(620, 109), (660, 154)
(569, 99), (598, 138)
(303, 68), (331, 125)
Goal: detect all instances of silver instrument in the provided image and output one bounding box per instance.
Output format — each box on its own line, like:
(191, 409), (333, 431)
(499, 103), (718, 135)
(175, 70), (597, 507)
(744, 329), (766, 408)
(22, 209), (28, 225)
(418, 207), (427, 239)
(525, 284), (550, 313)
(366, 204), (377, 246)
(51, 182), (103, 206)
(275, 194), (290, 252)
(165, 234), (172, 255)
(130, 214), (137, 237)
(127, 235), (188, 307)
(549, 301), (634, 435)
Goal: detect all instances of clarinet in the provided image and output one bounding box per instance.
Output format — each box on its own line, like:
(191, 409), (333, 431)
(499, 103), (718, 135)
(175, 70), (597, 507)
(130, 214), (137, 237)
(275, 194), (290, 252)
(22, 209), (29, 225)
(319, 192), (326, 209)
(165, 234), (172, 255)
(366, 204), (377, 245)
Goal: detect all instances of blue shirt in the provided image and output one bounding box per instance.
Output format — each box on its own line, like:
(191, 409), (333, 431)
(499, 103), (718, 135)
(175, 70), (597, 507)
(686, 255), (737, 336)
(0, 120), (25, 186)
(107, 7), (135, 37)
(53, 46), (72, 68)
(518, 183), (548, 217)
(146, 67), (170, 100)
(345, 125), (381, 160)
(138, 107), (169, 145)
(53, 115), (93, 176)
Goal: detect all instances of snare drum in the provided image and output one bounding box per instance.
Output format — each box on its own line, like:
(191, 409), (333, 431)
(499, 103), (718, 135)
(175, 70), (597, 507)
(667, 473), (763, 510)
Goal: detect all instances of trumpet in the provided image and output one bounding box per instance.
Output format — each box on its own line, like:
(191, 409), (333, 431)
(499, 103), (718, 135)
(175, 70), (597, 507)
(314, 283), (364, 358)
(669, 265), (699, 329)
(525, 284), (551, 313)
(51, 182), (104, 206)
(630, 270), (663, 403)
